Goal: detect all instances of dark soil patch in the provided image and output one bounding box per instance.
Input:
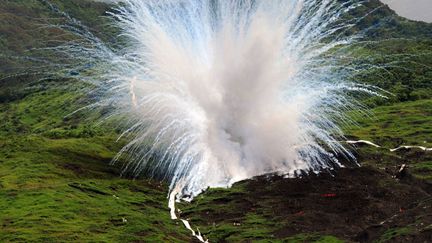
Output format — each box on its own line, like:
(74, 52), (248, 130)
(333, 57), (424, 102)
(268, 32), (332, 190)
(182, 166), (432, 242)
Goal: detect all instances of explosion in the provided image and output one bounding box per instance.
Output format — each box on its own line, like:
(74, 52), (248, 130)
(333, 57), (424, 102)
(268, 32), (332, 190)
(49, 0), (378, 197)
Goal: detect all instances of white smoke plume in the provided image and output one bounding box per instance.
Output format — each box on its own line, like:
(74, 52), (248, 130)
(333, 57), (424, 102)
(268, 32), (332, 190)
(48, 0), (380, 197)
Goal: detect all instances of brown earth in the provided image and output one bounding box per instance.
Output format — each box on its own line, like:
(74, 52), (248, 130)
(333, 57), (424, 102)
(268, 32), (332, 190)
(181, 156), (432, 242)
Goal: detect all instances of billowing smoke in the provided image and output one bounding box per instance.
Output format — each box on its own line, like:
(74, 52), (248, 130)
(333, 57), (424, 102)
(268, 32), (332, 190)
(50, 0), (378, 197)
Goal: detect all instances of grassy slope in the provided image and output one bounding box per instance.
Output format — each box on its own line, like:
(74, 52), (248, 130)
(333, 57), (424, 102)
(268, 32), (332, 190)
(0, 1), (190, 242)
(351, 39), (432, 106)
(345, 99), (432, 148)
(344, 99), (432, 183)
(0, 82), (191, 242)
(176, 101), (432, 242)
(0, 0), (431, 242)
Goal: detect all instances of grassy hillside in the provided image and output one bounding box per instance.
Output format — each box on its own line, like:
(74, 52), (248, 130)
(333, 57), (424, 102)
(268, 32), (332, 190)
(352, 39), (432, 106)
(175, 100), (432, 242)
(0, 0), (431, 242)
(0, 1), (191, 242)
(346, 99), (432, 148)
(0, 81), (191, 242)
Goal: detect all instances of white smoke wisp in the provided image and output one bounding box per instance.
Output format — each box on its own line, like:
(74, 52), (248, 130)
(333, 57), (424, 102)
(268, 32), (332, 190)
(53, 0), (379, 197)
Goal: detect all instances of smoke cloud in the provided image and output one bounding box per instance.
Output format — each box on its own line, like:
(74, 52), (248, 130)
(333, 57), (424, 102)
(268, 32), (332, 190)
(52, 0), (377, 197)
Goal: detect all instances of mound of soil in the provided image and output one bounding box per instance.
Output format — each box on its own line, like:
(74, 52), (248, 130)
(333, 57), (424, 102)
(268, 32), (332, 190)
(182, 166), (432, 242)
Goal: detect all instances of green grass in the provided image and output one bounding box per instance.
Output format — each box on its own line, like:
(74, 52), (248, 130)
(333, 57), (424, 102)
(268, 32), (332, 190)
(2, 86), (428, 242)
(0, 84), (190, 242)
(0, 1), (192, 241)
(376, 227), (414, 243)
(345, 99), (432, 148)
(411, 161), (432, 180)
(350, 39), (432, 106)
(343, 99), (432, 181)
(283, 234), (344, 243)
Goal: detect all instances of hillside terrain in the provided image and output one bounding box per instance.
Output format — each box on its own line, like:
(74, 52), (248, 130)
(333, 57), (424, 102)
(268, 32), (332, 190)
(0, 0), (431, 242)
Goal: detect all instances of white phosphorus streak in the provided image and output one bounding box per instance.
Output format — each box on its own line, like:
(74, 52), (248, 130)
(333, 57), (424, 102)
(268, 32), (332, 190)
(390, 145), (432, 152)
(346, 140), (432, 152)
(346, 140), (381, 148)
(52, 0), (385, 197)
(169, 189), (208, 242)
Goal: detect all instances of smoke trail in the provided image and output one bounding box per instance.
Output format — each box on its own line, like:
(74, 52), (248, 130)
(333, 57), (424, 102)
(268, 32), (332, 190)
(48, 0), (380, 197)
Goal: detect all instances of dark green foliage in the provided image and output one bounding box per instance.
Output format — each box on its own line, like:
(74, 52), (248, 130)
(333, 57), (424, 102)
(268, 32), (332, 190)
(351, 39), (432, 105)
(342, 0), (432, 39)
